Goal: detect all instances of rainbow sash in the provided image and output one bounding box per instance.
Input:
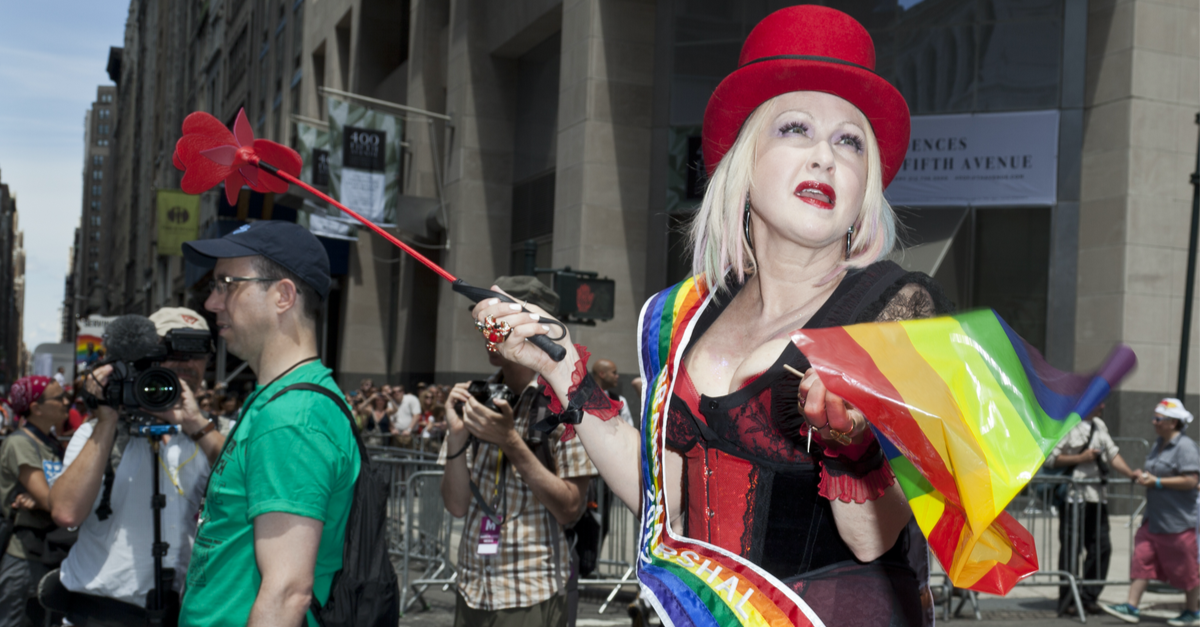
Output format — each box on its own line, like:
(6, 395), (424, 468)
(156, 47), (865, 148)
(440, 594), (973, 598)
(636, 277), (822, 627)
(635, 277), (1135, 625)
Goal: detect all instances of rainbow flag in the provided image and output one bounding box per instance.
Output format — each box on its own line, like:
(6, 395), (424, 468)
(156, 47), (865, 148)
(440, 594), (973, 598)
(791, 310), (1135, 593)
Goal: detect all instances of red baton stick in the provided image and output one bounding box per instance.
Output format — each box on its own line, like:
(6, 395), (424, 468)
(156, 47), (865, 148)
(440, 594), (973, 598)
(174, 108), (566, 361)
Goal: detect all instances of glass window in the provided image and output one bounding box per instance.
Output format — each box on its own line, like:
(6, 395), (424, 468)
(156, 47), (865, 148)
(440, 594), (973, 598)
(92, 155), (103, 165)
(91, 200), (101, 211)
(92, 185), (102, 196)
(92, 169), (102, 180)
(972, 207), (1051, 352)
(975, 20), (1061, 110)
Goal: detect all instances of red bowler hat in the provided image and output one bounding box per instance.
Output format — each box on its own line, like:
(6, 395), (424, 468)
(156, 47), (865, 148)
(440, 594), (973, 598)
(702, 5), (910, 187)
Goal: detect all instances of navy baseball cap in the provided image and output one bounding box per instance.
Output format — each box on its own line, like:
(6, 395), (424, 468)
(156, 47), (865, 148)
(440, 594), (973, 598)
(183, 221), (331, 299)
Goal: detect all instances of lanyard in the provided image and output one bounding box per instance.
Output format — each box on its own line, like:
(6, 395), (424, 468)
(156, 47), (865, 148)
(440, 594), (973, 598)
(157, 445), (200, 496)
(201, 356), (321, 503)
(469, 445), (509, 526)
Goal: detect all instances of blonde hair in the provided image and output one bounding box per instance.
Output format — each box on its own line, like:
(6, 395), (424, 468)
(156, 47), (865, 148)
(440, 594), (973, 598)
(689, 95), (897, 295)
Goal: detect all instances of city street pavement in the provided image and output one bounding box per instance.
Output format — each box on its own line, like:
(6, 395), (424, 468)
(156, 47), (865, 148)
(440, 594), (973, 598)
(399, 513), (1197, 627)
(397, 585), (1192, 627)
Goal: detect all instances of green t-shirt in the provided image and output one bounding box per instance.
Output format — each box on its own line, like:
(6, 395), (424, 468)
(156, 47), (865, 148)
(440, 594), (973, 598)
(0, 429), (59, 559)
(180, 362), (359, 627)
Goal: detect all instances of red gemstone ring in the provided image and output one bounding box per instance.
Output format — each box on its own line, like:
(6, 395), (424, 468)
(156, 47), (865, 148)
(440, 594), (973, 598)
(479, 316), (512, 352)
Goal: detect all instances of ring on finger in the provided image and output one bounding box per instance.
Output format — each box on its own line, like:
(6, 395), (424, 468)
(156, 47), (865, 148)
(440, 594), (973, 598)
(479, 315), (513, 352)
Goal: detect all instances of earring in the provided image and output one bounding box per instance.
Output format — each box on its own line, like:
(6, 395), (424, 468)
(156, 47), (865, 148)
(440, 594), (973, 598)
(845, 225), (854, 260)
(744, 196), (754, 250)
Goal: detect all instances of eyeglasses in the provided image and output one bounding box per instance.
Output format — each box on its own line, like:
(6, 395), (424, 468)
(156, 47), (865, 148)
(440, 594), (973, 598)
(208, 275), (279, 296)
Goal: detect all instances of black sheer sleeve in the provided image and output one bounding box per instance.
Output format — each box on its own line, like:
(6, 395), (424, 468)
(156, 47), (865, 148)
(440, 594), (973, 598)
(855, 271), (956, 324)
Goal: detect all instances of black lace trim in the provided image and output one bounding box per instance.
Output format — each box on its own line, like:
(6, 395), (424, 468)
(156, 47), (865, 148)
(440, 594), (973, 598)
(855, 270), (956, 323)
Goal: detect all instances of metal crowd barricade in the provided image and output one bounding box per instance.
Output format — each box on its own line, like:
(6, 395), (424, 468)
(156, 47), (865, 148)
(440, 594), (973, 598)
(578, 478), (642, 613)
(932, 459), (1150, 623)
(366, 453), (454, 615)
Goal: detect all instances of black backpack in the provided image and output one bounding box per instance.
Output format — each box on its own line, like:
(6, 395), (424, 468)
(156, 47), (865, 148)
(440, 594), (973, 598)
(267, 383), (400, 627)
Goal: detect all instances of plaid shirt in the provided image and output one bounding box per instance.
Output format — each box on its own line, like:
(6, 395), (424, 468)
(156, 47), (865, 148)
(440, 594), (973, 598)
(438, 381), (597, 610)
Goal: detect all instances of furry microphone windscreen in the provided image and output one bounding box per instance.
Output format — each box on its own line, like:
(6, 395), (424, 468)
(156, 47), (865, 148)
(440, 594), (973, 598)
(103, 315), (162, 363)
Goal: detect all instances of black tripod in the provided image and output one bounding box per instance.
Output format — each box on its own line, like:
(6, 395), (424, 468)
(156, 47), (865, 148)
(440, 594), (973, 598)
(140, 424), (180, 627)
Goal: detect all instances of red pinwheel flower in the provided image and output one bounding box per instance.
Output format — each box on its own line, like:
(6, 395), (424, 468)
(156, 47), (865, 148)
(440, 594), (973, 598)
(173, 108), (302, 206)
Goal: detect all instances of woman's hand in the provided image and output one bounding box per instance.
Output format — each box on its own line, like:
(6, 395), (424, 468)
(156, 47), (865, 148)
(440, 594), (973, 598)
(798, 368), (869, 446)
(1137, 472), (1157, 488)
(11, 493), (35, 510)
(472, 288), (578, 382)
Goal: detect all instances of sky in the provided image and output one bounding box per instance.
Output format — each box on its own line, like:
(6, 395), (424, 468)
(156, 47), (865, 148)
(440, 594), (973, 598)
(0, 1), (129, 352)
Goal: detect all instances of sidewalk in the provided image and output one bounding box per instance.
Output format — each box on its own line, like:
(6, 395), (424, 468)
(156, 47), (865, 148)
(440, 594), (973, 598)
(399, 511), (1196, 626)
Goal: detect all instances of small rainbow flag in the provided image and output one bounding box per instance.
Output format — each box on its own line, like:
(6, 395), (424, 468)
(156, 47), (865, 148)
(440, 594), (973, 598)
(791, 310), (1136, 593)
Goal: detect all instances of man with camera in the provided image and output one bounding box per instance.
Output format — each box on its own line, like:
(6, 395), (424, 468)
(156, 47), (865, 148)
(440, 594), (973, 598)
(179, 221), (359, 627)
(440, 276), (597, 627)
(1046, 403), (1138, 616)
(43, 307), (221, 625)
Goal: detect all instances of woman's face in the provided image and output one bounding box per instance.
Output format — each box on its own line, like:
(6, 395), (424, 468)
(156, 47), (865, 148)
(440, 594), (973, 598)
(1153, 413), (1179, 439)
(420, 390), (436, 411)
(749, 91), (870, 256)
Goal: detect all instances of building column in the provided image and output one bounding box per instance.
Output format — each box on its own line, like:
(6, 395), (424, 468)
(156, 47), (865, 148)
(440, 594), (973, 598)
(553, 0), (654, 378)
(1077, 0), (1200, 443)
(433, 0), (519, 381)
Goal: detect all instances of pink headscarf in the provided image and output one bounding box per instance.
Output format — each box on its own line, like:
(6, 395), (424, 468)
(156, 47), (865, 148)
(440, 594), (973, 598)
(8, 376), (52, 416)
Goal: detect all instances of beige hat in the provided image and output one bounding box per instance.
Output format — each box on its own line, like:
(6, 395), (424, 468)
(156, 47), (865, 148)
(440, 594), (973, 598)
(149, 307), (210, 337)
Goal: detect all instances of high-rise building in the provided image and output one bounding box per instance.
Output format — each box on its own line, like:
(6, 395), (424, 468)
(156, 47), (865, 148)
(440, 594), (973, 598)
(0, 170), (26, 385)
(72, 85), (118, 324)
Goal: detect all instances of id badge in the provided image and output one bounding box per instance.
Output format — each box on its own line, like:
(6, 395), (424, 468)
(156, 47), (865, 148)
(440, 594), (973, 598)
(477, 517), (500, 555)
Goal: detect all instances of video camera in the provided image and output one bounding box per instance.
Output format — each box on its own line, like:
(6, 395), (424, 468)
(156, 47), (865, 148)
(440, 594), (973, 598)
(96, 315), (213, 414)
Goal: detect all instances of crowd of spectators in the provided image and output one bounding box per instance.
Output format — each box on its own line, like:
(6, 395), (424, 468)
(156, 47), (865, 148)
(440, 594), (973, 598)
(347, 378), (448, 452)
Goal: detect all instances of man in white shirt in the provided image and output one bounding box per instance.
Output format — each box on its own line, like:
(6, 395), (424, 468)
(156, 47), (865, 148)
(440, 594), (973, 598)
(1045, 403), (1138, 616)
(388, 385), (422, 444)
(40, 307), (224, 625)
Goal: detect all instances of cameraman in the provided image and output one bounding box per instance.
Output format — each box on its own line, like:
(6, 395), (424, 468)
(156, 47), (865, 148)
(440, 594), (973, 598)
(42, 307), (221, 625)
(440, 276), (597, 627)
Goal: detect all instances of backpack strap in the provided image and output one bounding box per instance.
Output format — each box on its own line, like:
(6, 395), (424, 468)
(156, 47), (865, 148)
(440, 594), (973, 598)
(265, 382), (361, 627)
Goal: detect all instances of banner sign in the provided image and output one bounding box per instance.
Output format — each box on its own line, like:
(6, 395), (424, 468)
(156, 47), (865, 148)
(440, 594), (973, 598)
(885, 110), (1059, 207)
(76, 314), (117, 368)
(296, 121), (357, 241)
(326, 97), (403, 226)
(156, 190), (201, 256)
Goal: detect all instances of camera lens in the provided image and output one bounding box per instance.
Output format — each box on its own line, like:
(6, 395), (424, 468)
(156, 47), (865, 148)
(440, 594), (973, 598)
(133, 367), (181, 411)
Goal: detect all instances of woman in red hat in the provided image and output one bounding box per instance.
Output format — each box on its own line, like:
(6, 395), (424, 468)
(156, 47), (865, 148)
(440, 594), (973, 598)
(474, 6), (948, 625)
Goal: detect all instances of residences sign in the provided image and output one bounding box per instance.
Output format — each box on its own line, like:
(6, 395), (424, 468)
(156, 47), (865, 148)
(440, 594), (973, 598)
(885, 110), (1060, 207)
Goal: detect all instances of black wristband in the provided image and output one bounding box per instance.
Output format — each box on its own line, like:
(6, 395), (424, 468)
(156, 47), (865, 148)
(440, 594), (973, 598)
(445, 435), (474, 460)
(821, 439), (885, 478)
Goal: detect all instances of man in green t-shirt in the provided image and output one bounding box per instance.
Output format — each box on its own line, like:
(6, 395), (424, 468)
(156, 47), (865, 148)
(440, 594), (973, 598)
(181, 221), (359, 627)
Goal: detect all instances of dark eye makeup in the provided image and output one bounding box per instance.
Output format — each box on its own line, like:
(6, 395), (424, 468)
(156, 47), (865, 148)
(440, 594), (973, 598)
(776, 120), (865, 154)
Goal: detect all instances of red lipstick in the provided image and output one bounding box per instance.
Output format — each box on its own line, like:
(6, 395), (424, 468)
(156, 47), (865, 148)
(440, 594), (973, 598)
(794, 181), (836, 209)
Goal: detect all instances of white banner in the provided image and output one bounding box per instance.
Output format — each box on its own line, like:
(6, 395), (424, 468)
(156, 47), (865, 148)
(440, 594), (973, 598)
(885, 110), (1059, 207)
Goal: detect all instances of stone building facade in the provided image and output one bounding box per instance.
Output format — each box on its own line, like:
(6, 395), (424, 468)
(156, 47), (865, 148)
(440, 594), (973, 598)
(0, 171), (26, 386)
(76, 0), (1197, 426)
